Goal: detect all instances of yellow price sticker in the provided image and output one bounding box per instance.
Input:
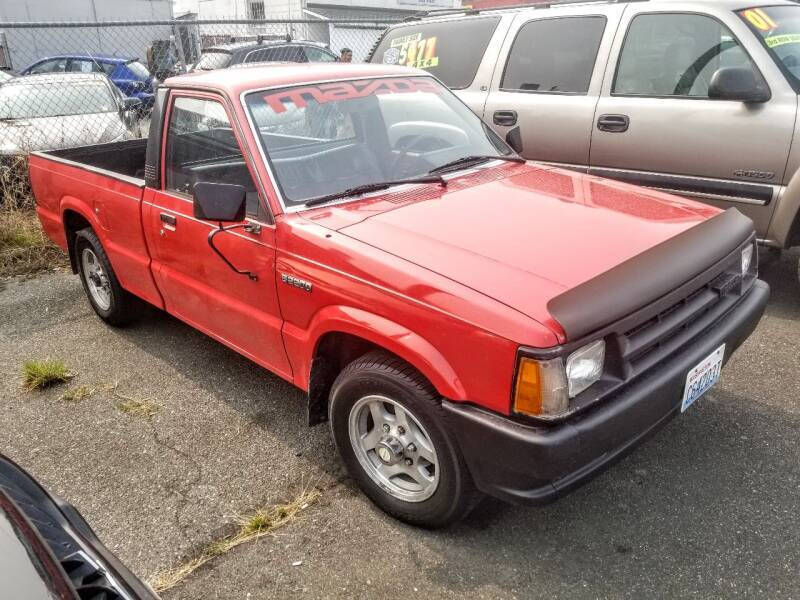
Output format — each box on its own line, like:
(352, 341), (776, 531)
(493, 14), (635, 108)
(766, 33), (800, 48)
(742, 8), (779, 32)
(389, 34), (439, 69)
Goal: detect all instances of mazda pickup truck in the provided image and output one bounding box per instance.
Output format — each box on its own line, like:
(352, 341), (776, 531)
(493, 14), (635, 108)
(30, 64), (769, 528)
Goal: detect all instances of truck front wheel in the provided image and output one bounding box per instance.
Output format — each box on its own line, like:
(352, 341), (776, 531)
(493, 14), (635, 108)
(74, 228), (140, 326)
(329, 351), (481, 528)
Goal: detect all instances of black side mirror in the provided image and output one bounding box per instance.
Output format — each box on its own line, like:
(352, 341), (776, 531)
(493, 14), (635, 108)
(193, 182), (246, 222)
(124, 97), (142, 110)
(709, 67), (770, 103)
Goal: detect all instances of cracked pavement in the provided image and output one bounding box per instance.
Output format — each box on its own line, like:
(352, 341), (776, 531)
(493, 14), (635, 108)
(0, 249), (799, 599)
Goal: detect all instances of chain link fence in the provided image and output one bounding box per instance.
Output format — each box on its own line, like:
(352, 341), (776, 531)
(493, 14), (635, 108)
(0, 18), (397, 161)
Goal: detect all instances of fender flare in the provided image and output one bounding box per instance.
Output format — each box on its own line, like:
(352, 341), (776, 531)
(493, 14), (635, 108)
(296, 305), (467, 401)
(60, 198), (102, 272)
(769, 170), (800, 248)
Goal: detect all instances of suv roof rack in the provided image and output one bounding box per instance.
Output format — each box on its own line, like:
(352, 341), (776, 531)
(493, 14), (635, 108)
(404, 0), (648, 21)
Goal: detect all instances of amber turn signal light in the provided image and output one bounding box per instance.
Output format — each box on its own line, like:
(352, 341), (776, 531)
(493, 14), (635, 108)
(513, 357), (542, 416)
(513, 356), (570, 418)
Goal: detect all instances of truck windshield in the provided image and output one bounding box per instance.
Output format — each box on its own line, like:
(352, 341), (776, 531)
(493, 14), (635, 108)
(244, 76), (513, 208)
(738, 6), (800, 89)
(0, 82), (117, 119)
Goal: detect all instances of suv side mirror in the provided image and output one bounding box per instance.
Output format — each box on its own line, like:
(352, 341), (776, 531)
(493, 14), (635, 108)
(122, 97), (142, 111)
(709, 67), (770, 103)
(193, 182), (246, 222)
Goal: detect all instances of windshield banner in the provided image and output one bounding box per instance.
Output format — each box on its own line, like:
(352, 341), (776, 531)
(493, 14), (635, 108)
(263, 77), (440, 113)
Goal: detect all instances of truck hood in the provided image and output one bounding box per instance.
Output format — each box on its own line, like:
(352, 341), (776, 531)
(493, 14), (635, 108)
(302, 163), (720, 337)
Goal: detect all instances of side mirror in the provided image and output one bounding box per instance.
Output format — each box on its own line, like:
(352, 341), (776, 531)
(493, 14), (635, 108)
(193, 182), (246, 222)
(122, 97), (143, 111)
(709, 67), (770, 103)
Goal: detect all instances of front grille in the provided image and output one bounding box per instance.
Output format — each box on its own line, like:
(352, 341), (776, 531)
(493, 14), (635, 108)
(617, 270), (744, 378)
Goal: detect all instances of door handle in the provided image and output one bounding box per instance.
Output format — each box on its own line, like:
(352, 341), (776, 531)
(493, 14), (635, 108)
(160, 213), (177, 226)
(493, 110), (518, 127)
(597, 114), (630, 133)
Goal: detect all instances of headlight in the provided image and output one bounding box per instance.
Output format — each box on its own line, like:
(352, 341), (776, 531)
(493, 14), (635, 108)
(565, 340), (605, 398)
(741, 244), (754, 276)
(513, 340), (605, 418)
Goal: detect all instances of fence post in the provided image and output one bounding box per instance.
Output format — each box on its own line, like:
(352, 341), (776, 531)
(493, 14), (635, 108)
(171, 28), (187, 71)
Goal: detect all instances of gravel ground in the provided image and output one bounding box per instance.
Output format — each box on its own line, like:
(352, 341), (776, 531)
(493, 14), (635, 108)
(0, 250), (798, 599)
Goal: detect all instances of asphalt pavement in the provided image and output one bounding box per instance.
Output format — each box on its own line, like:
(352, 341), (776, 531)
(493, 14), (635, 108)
(0, 250), (798, 599)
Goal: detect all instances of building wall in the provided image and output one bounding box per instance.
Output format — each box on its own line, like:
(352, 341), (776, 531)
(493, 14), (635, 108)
(197, 0), (459, 21)
(0, 0), (174, 71)
(0, 0), (173, 22)
(197, 0), (302, 20)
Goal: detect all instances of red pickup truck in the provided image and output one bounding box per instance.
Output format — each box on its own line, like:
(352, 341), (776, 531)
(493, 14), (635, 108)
(30, 63), (769, 527)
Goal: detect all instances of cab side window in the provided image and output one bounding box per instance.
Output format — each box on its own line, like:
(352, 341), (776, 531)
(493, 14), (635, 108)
(614, 13), (757, 97)
(502, 16), (606, 94)
(164, 97), (262, 218)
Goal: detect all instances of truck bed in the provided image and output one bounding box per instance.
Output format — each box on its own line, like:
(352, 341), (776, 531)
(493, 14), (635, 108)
(39, 138), (148, 185)
(28, 137), (164, 309)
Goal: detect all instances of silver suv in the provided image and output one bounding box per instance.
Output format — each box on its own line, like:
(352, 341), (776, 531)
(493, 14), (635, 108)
(370, 0), (800, 251)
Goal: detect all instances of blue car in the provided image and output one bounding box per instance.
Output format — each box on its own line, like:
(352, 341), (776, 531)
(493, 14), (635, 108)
(20, 55), (155, 109)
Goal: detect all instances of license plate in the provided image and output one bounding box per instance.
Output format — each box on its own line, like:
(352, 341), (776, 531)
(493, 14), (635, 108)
(680, 344), (725, 413)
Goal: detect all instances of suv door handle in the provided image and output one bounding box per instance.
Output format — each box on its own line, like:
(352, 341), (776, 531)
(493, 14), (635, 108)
(597, 114), (630, 133)
(493, 110), (518, 127)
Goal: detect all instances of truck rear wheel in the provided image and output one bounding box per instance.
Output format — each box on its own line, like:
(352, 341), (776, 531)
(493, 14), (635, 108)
(75, 228), (140, 327)
(329, 351), (481, 528)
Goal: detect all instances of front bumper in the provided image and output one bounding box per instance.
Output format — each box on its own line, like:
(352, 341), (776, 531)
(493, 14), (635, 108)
(443, 279), (770, 505)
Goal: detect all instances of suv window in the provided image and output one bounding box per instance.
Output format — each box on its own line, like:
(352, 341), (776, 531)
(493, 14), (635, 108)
(502, 16), (606, 94)
(614, 13), (756, 97)
(304, 46), (336, 62)
(165, 97), (261, 218)
(370, 17), (501, 89)
(195, 51), (232, 71)
(245, 46), (306, 63)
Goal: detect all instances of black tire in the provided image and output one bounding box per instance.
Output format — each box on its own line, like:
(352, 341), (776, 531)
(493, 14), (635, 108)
(74, 228), (141, 327)
(329, 351), (482, 528)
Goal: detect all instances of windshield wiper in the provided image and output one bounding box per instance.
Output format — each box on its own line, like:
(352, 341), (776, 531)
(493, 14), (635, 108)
(304, 175), (446, 208)
(428, 154), (525, 175)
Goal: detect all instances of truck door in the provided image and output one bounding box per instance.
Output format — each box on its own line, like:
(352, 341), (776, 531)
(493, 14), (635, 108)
(143, 92), (292, 379)
(589, 7), (797, 234)
(482, 6), (624, 167)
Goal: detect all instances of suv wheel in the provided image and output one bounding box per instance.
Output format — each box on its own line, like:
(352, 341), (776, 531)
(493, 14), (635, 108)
(329, 351), (481, 528)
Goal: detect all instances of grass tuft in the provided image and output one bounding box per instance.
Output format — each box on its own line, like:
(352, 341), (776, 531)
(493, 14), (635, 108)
(0, 156), (68, 278)
(0, 208), (66, 278)
(148, 485), (321, 593)
(111, 383), (159, 418)
(116, 398), (160, 418)
(60, 385), (94, 403)
(22, 359), (73, 390)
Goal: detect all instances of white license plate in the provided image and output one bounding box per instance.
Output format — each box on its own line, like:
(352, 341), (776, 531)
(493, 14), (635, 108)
(680, 344), (725, 413)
